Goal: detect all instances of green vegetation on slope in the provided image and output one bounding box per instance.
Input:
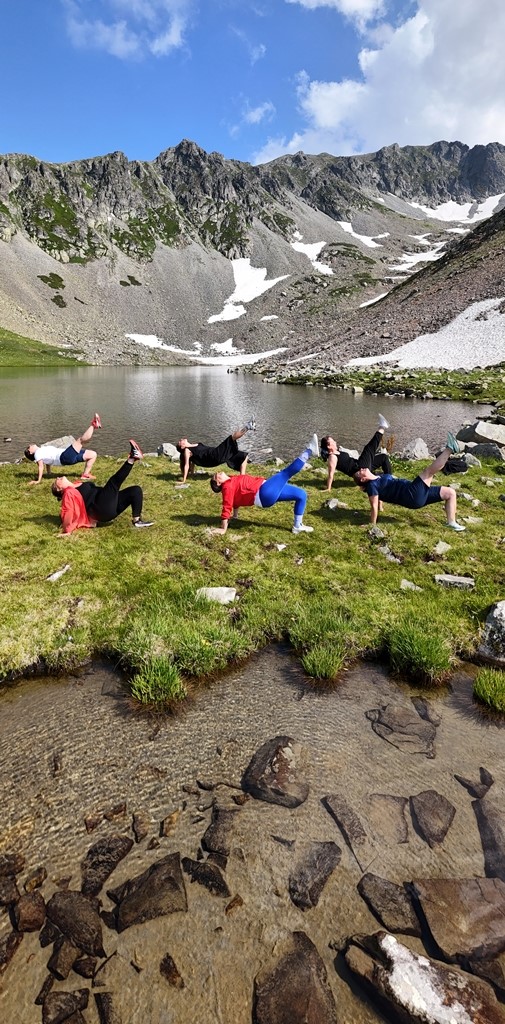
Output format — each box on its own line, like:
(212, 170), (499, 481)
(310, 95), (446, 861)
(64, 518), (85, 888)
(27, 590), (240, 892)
(1, 451), (504, 710)
(0, 327), (83, 366)
(276, 365), (505, 404)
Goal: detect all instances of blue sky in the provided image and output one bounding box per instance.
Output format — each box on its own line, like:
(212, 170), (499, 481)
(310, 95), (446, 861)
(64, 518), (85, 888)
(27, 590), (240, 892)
(2, 0), (504, 166)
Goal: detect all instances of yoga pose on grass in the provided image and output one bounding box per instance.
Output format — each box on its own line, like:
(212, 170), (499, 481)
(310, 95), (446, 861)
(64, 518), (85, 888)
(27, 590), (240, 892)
(354, 433), (466, 531)
(25, 414), (102, 484)
(51, 440), (154, 534)
(176, 419), (256, 483)
(209, 435), (319, 535)
(321, 414), (392, 491)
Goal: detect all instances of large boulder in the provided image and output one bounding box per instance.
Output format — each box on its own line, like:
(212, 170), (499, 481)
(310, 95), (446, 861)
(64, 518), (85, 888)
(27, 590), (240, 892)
(412, 877), (505, 962)
(478, 601), (505, 666)
(242, 736), (309, 808)
(157, 442), (179, 460)
(253, 931), (338, 1024)
(345, 931), (505, 1024)
(107, 853), (188, 932)
(46, 891), (105, 957)
(471, 421), (505, 447)
(398, 438), (431, 461)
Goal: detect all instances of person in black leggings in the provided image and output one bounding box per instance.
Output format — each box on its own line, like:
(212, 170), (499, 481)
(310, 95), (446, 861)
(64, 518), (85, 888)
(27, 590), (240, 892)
(321, 415), (392, 491)
(51, 440), (154, 531)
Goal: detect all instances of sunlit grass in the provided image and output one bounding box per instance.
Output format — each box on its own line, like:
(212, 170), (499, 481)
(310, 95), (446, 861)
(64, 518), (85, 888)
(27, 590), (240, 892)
(474, 666), (505, 713)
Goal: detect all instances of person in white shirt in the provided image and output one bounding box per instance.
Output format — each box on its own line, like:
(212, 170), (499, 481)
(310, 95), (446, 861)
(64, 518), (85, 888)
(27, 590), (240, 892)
(24, 413), (101, 485)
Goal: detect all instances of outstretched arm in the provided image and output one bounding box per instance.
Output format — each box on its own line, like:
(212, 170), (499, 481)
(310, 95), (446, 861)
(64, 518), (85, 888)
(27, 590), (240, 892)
(326, 453), (337, 491)
(368, 494), (379, 524)
(181, 448), (191, 483)
(28, 459), (45, 485)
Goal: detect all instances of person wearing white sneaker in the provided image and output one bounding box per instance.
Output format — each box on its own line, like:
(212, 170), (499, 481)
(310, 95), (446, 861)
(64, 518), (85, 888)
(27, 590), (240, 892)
(354, 434), (465, 530)
(24, 414), (102, 485)
(51, 440), (154, 534)
(321, 415), (392, 491)
(176, 420), (255, 483)
(209, 436), (318, 535)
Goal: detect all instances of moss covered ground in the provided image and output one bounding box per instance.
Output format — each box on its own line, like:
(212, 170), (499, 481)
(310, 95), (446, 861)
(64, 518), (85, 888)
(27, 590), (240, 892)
(0, 328), (83, 366)
(277, 365), (505, 404)
(1, 450), (504, 708)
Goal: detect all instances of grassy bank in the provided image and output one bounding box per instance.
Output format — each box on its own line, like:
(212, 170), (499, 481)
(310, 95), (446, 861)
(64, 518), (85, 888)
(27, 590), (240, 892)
(1, 451), (504, 707)
(0, 327), (83, 366)
(270, 364), (505, 404)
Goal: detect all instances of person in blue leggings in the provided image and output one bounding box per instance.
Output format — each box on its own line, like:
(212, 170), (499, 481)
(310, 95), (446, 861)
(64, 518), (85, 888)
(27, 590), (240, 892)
(209, 435), (319, 534)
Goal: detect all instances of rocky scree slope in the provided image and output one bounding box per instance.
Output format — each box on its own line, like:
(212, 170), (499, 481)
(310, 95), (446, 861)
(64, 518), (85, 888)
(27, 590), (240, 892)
(0, 140), (504, 363)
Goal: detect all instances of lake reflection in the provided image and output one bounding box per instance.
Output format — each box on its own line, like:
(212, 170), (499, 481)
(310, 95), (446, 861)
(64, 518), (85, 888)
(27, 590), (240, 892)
(0, 364), (492, 460)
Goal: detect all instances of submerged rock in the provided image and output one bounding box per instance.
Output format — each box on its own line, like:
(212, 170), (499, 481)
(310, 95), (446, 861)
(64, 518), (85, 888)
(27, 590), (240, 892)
(367, 794), (409, 845)
(201, 806), (239, 858)
(253, 931), (338, 1024)
(473, 792), (505, 882)
(46, 891), (105, 958)
(454, 767), (494, 800)
(357, 874), (421, 936)
(288, 841), (341, 910)
(95, 991), (123, 1024)
(366, 703), (437, 757)
(322, 794), (376, 871)
(412, 877), (505, 962)
(12, 891), (46, 932)
(107, 853), (188, 932)
(159, 954), (185, 989)
(182, 857), (231, 898)
(81, 835), (134, 897)
(242, 736), (309, 808)
(410, 790), (456, 848)
(42, 988), (89, 1024)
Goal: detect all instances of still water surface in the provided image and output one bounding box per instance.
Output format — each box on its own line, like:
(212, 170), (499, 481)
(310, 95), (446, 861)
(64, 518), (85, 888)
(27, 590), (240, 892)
(0, 365), (492, 460)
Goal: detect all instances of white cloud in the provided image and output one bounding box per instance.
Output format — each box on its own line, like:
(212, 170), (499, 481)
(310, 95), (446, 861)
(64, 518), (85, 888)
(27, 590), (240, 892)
(286, 0), (385, 31)
(230, 26), (267, 65)
(244, 101), (276, 125)
(255, 0), (505, 161)
(63, 0), (193, 59)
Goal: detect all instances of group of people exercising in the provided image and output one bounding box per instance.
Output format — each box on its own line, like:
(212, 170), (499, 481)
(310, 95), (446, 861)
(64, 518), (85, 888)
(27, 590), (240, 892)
(24, 411), (466, 535)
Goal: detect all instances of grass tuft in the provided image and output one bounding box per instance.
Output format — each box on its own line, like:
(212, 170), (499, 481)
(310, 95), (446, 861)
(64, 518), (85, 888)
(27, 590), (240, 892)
(386, 619), (452, 685)
(130, 656), (187, 708)
(473, 667), (505, 713)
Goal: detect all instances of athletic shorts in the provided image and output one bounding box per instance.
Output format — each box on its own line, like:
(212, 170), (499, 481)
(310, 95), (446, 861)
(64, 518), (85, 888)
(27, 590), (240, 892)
(60, 444), (86, 466)
(402, 476), (442, 509)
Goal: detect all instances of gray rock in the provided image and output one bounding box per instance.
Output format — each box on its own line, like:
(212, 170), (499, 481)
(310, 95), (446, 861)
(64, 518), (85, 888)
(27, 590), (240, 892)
(322, 794), (376, 871)
(467, 444), (504, 462)
(357, 873), (421, 936)
(433, 540), (451, 555)
(410, 789), (456, 848)
(42, 988), (89, 1024)
(345, 931), (505, 1024)
(469, 952), (505, 1000)
(107, 853), (188, 932)
(253, 931), (338, 1024)
(81, 834), (134, 897)
(367, 794), (409, 845)
(46, 891), (105, 957)
(400, 578), (422, 591)
(472, 421), (505, 447)
(368, 525), (385, 540)
(157, 442), (179, 460)
(182, 857), (231, 898)
(196, 586), (237, 605)
(454, 766), (494, 800)
(411, 697), (442, 727)
(288, 841), (341, 910)
(398, 438), (430, 460)
(435, 573), (475, 589)
(412, 877), (505, 961)
(366, 703), (437, 757)
(326, 497), (349, 510)
(478, 600), (505, 666)
(378, 544), (402, 563)
(473, 792), (505, 882)
(461, 449), (483, 466)
(242, 736), (309, 808)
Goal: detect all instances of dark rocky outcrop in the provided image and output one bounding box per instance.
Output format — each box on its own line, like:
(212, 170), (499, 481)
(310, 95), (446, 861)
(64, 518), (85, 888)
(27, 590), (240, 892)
(201, 805), (239, 858)
(288, 841), (342, 910)
(322, 794), (376, 871)
(0, 852), (25, 877)
(242, 736), (309, 808)
(409, 790), (456, 847)
(0, 930), (23, 974)
(42, 988), (89, 1024)
(253, 931), (338, 1024)
(454, 766), (494, 800)
(95, 992), (123, 1024)
(107, 853), (187, 932)
(473, 793), (505, 882)
(412, 877), (505, 962)
(345, 931), (505, 1024)
(357, 874), (421, 936)
(182, 856), (231, 898)
(366, 703), (437, 757)
(46, 890), (105, 957)
(80, 834), (134, 897)
(47, 936), (80, 981)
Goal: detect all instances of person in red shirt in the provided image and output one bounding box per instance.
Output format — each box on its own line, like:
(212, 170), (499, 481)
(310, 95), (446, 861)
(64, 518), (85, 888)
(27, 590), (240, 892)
(51, 440), (154, 534)
(209, 435), (319, 535)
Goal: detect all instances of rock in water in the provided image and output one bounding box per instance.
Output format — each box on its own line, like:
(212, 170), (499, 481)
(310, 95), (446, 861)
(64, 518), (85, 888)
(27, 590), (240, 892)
(412, 877), (505, 961)
(410, 790), (456, 848)
(357, 874), (421, 936)
(107, 853), (187, 932)
(81, 834), (134, 897)
(288, 841), (341, 910)
(253, 931), (338, 1024)
(473, 792), (505, 882)
(242, 736), (309, 807)
(46, 891), (105, 957)
(366, 703), (437, 757)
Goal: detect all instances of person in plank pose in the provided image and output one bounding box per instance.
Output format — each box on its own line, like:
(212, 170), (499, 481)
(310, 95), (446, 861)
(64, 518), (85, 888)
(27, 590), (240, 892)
(51, 440), (154, 533)
(176, 418), (256, 483)
(321, 414), (392, 491)
(354, 432), (466, 531)
(25, 413), (102, 484)
(209, 435), (319, 535)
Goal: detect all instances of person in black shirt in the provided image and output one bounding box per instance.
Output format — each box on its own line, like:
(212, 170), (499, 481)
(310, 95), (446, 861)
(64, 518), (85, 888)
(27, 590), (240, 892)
(321, 414), (391, 491)
(354, 432), (465, 531)
(176, 418), (256, 483)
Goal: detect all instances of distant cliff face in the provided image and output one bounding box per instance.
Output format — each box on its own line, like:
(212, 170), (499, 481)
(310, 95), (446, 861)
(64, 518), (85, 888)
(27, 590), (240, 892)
(0, 139), (504, 364)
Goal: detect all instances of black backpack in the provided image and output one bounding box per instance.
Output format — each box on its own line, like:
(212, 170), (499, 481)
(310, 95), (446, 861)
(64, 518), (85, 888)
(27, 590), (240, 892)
(442, 456), (468, 475)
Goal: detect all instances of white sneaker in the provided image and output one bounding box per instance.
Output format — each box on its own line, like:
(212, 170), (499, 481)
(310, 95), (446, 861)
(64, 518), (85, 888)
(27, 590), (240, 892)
(308, 433), (319, 457)
(245, 418), (257, 432)
(292, 523), (314, 534)
(446, 521), (466, 532)
(377, 414), (389, 430)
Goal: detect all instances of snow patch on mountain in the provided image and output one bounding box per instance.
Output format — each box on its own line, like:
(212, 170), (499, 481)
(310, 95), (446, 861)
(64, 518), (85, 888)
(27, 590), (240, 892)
(207, 258), (289, 323)
(291, 238), (333, 275)
(338, 222), (390, 248)
(408, 192), (505, 223)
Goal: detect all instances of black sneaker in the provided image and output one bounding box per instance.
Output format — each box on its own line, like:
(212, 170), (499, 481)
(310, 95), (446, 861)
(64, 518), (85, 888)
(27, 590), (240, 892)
(129, 439), (144, 461)
(132, 518), (154, 528)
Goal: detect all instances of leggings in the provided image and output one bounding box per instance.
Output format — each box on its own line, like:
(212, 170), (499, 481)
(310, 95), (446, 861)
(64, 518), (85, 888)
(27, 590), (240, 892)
(88, 461), (143, 522)
(357, 431), (392, 474)
(257, 456), (307, 517)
